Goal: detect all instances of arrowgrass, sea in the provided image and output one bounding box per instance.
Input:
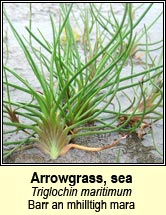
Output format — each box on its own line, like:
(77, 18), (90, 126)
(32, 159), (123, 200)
(3, 3), (163, 160)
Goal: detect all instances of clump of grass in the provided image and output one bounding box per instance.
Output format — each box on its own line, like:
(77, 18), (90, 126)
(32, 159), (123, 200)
(3, 3), (163, 160)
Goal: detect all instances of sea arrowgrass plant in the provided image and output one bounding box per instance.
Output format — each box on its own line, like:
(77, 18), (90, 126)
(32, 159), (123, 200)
(3, 3), (163, 160)
(89, 3), (163, 138)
